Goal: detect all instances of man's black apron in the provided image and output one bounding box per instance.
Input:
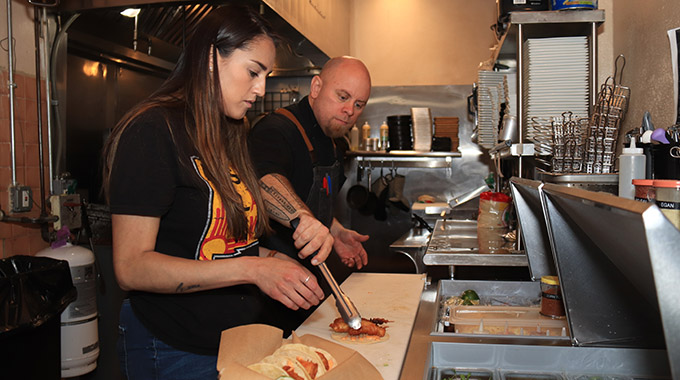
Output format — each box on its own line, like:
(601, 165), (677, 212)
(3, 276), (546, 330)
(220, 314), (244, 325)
(260, 108), (343, 335)
(274, 108), (342, 229)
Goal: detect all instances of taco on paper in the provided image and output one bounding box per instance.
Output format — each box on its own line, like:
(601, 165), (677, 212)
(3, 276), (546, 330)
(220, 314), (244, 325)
(276, 343), (337, 373)
(273, 346), (325, 379)
(260, 354), (312, 380)
(246, 362), (290, 379)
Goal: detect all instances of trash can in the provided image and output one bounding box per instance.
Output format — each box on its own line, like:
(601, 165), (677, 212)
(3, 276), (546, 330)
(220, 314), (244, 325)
(0, 255), (77, 380)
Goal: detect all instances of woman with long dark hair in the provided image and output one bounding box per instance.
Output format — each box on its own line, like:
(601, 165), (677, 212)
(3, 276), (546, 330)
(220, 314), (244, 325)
(102, 5), (328, 379)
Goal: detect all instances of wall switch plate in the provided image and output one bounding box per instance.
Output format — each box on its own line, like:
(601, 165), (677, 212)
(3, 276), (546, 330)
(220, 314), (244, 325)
(50, 194), (82, 231)
(9, 185), (33, 213)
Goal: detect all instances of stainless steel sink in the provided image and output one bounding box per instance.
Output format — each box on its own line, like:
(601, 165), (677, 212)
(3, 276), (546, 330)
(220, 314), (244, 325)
(423, 220), (527, 268)
(390, 227), (432, 248)
(389, 227), (432, 274)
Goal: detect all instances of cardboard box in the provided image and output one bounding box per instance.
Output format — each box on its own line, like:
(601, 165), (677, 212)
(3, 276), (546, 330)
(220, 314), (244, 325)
(217, 324), (383, 380)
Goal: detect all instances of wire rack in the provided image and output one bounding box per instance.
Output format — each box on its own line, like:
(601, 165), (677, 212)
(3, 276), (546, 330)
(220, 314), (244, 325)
(530, 112), (588, 173)
(584, 55), (630, 174)
(529, 55), (630, 174)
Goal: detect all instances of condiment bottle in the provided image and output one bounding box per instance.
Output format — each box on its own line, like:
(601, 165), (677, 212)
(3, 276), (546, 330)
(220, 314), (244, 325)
(361, 121), (371, 150)
(618, 137), (646, 199)
(349, 124), (359, 151)
(653, 179), (680, 230)
(540, 275), (565, 319)
(379, 121), (389, 151)
(361, 121), (371, 139)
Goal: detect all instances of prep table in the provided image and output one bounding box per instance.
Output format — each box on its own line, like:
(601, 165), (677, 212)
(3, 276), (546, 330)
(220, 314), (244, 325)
(400, 280), (672, 380)
(295, 272), (426, 380)
(401, 178), (678, 379)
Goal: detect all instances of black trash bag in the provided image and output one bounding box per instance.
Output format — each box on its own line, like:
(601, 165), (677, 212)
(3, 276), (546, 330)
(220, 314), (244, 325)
(0, 255), (77, 336)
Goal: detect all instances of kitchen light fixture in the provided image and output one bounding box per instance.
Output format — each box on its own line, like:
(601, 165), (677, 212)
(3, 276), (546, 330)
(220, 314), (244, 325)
(120, 8), (140, 18)
(120, 8), (141, 51)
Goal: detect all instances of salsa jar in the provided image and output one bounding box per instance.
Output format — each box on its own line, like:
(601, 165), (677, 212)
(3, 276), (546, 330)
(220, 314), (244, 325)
(632, 179), (655, 203)
(540, 275), (565, 319)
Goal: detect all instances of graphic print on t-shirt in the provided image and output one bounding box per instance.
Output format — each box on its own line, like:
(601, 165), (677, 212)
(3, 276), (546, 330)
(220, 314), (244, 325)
(191, 157), (258, 260)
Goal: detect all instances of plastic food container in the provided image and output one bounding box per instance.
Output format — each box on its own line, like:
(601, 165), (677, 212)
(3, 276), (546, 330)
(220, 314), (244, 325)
(632, 179), (655, 202)
(653, 179), (680, 230)
(444, 305), (569, 337)
(430, 368), (493, 380)
(540, 276), (565, 319)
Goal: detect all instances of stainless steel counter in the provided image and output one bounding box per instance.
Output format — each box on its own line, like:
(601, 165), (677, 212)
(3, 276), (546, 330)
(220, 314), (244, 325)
(399, 281), (672, 380)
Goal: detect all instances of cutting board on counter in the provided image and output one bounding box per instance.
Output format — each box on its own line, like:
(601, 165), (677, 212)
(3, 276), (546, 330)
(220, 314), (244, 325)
(295, 272), (426, 380)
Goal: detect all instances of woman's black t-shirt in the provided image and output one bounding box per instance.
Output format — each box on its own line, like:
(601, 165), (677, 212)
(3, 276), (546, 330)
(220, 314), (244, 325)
(109, 107), (266, 355)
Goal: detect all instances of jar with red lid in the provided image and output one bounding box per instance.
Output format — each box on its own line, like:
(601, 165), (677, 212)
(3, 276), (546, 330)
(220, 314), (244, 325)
(632, 179), (655, 202)
(540, 276), (565, 319)
(653, 179), (680, 230)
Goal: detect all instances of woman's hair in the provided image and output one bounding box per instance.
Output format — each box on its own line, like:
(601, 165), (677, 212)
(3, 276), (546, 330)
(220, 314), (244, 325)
(102, 4), (277, 240)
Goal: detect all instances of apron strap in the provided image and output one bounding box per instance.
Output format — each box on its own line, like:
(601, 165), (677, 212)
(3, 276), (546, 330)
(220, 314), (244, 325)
(275, 108), (317, 163)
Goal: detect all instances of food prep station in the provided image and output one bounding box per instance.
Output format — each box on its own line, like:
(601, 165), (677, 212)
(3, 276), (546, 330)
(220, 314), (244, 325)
(390, 177), (679, 380)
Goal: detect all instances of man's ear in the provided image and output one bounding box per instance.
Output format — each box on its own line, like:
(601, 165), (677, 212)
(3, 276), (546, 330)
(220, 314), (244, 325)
(309, 75), (322, 99)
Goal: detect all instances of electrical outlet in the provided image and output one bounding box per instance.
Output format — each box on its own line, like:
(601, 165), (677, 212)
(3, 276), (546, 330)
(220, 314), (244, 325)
(50, 193), (82, 230)
(9, 185), (32, 213)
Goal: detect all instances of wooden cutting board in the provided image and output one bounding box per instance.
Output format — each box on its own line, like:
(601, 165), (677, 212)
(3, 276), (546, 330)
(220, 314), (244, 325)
(295, 272), (426, 380)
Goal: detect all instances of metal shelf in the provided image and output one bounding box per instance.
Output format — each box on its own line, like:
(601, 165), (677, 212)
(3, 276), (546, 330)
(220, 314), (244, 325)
(347, 150), (462, 169)
(494, 9), (605, 174)
(510, 9), (605, 24)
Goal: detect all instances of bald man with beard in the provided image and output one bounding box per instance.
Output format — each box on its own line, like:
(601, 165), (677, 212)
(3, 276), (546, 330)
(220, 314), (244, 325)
(248, 56), (371, 334)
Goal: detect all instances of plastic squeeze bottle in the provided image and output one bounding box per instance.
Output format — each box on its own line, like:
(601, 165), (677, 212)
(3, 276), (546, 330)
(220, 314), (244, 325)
(379, 121), (389, 150)
(361, 121), (371, 150)
(349, 124), (359, 151)
(618, 136), (646, 199)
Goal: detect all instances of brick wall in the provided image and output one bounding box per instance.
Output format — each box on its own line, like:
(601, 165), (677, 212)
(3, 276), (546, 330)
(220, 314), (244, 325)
(0, 69), (51, 257)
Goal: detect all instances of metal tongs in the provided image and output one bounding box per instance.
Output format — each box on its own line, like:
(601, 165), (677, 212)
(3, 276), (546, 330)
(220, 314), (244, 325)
(290, 218), (362, 330)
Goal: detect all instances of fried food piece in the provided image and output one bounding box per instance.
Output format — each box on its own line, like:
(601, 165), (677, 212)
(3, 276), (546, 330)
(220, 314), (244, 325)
(369, 318), (392, 325)
(329, 317), (386, 337)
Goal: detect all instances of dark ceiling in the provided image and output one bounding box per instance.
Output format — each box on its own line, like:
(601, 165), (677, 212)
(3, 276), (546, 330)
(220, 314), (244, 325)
(59, 0), (327, 77)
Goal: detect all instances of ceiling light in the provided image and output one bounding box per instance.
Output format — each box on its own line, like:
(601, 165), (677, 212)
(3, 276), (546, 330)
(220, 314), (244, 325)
(120, 8), (140, 18)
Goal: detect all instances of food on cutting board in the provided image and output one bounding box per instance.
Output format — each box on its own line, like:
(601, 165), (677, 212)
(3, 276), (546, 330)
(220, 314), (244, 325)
(329, 317), (392, 344)
(444, 289), (480, 306)
(247, 342), (337, 380)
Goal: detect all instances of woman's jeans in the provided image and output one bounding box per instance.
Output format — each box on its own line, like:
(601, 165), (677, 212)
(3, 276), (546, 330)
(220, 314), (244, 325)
(117, 299), (218, 380)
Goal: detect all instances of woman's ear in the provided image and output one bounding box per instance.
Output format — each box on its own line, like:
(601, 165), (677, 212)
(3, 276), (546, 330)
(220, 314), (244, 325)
(208, 45), (214, 73)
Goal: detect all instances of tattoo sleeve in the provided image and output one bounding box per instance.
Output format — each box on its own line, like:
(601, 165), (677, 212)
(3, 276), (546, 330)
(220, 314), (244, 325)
(259, 174), (309, 224)
(259, 180), (297, 214)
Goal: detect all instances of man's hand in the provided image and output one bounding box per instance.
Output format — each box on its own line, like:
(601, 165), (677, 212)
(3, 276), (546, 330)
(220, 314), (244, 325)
(259, 174), (332, 264)
(331, 219), (369, 269)
(291, 212), (333, 265)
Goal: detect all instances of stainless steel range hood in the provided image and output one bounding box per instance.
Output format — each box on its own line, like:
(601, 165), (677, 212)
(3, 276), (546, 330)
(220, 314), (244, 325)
(57, 0), (327, 77)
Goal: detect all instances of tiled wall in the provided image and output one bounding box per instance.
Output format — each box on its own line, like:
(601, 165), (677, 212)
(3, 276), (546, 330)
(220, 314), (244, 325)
(0, 70), (51, 257)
